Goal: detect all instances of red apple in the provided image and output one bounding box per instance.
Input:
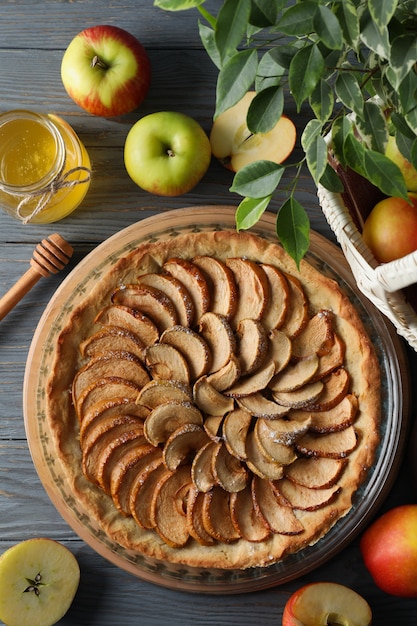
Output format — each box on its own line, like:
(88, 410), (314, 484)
(360, 504), (417, 597)
(362, 193), (417, 262)
(282, 581), (372, 626)
(61, 25), (151, 117)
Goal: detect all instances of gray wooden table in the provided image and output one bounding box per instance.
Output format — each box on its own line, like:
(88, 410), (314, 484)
(1, 2), (417, 624)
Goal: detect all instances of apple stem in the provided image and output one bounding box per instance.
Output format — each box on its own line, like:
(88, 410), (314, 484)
(91, 55), (108, 70)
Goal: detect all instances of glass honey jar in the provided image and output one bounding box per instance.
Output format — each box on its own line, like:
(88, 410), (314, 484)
(0, 110), (92, 224)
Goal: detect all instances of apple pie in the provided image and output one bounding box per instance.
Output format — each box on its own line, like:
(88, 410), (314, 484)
(47, 229), (380, 570)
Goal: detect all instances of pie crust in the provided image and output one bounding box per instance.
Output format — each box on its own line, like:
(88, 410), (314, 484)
(46, 230), (380, 570)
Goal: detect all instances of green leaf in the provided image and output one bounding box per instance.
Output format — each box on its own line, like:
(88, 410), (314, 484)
(331, 116), (354, 169)
(313, 6), (344, 51)
(304, 132), (328, 185)
(278, 1), (318, 36)
(230, 160), (285, 198)
(215, 0), (252, 64)
(335, 72), (364, 118)
(301, 119), (323, 152)
(154, 0), (205, 10)
(390, 34), (417, 88)
(343, 133), (367, 177)
(276, 198), (310, 268)
(249, 0), (278, 27)
(360, 9), (390, 59)
(355, 100), (388, 152)
(289, 44), (325, 111)
(256, 49), (286, 91)
(310, 79), (334, 124)
(247, 86), (284, 134)
(198, 22), (221, 69)
(319, 164), (345, 193)
(364, 150), (409, 199)
(397, 70), (417, 114)
(368, 0), (398, 29)
(334, 0), (360, 49)
(215, 49), (258, 118)
(235, 196), (272, 230)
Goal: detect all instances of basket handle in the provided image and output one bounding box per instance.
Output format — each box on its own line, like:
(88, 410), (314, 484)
(374, 250), (417, 293)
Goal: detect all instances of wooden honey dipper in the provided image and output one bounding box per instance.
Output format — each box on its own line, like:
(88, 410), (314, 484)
(0, 233), (73, 321)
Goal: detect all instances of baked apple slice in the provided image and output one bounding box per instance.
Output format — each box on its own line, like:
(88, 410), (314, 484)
(226, 359), (275, 397)
(255, 413), (311, 447)
(136, 379), (192, 409)
(75, 376), (142, 419)
(236, 318), (268, 376)
(160, 325), (211, 381)
(72, 350), (150, 407)
(198, 311), (236, 373)
(203, 415), (224, 441)
(130, 460), (167, 529)
(252, 475), (304, 534)
(304, 368), (350, 411)
(186, 485), (216, 545)
(144, 342), (190, 384)
(268, 328), (292, 374)
(237, 392), (289, 419)
(295, 425), (358, 459)
(296, 393), (358, 434)
(79, 397), (148, 447)
(163, 257), (210, 322)
(111, 284), (178, 332)
(193, 255), (238, 320)
(245, 431), (285, 480)
(313, 333), (346, 379)
(193, 376), (234, 416)
(279, 273), (309, 338)
(151, 464), (193, 548)
(253, 421), (298, 465)
(191, 440), (220, 492)
(163, 423), (210, 471)
(206, 355), (241, 391)
(212, 443), (248, 493)
(260, 263), (289, 331)
(222, 408), (252, 461)
(97, 436), (152, 494)
(272, 379), (324, 409)
(277, 477), (340, 511)
(226, 257), (269, 327)
(137, 271), (195, 327)
(80, 324), (144, 360)
(285, 456), (347, 489)
(202, 486), (241, 543)
(230, 482), (271, 542)
(269, 354), (319, 393)
(110, 447), (162, 515)
(94, 304), (159, 347)
(291, 309), (335, 360)
(144, 401), (203, 446)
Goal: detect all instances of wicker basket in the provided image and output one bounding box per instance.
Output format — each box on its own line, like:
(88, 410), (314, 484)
(317, 180), (417, 351)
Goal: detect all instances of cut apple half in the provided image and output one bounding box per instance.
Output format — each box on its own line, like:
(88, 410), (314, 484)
(210, 91), (296, 171)
(282, 581), (372, 626)
(0, 538), (80, 626)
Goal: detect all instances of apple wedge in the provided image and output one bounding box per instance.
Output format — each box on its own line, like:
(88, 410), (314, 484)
(295, 425), (358, 459)
(268, 328), (292, 374)
(222, 408), (252, 461)
(129, 459), (166, 529)
(0, 538), (80, 626)
(160, 325), (211, 381)
(193, 255), (238, 320)
(136, 379), (192, 409)
(79, 396), (148, 447)
(191, 440), (220, 492)
(198, 311), (236, 373)
(163, 257), (210, 323)
(163, 423), (210, 471)
(277, 477), (340, 511)
(281, 581), (372, 626)
(225, 257), (270, 327)
(212, 443), (248, 493)
(111, 283), (178, 332)
(75, 376), (143, 420)
(230, 483), (271, 542)
(144, 342), (190, 384)
(210, 91), (296, 171)
(279, 273), (309, 339)
(206, 355), (241, 391)
(110, 447), (162, 516)
(269, 354), (319, 393)
(226, 359), (275, 397)
(245, 431), (285, 480)
(79, 324), (144, 360)
(137, 271), (195, 327)
(291, 309), (335, 360)
(94, 304), (159, 347)
(151, 464), (192, 548)
(260, 263), (290, 331)
(193, 375), (234, 416)
(252, 475), (304, 535)
(202, 487), (241, 543)
(285, 456), (347, 489)
(237, 392), (289, 419)
(186, 485), (216, 546)
(236, 318), (268, 376)
(143, 400), (203, 446)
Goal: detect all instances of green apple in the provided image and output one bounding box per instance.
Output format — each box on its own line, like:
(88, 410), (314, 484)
(385, 135), (417, 192)
(61, 25), (151, 117)
(0, 538), (80, 626)
(362, 193), (417, 262)
(124, 111), (212, 196)
(282, 581), (372, 626)
(210, 91), (296, 172)
(360, 505), (417, 597)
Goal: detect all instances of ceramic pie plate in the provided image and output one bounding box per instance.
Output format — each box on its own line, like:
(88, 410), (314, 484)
(23, 206), (410, 594)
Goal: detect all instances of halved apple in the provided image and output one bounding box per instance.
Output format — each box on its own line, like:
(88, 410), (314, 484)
(0, 538), (80, 626)
(282, 581), (372, 626)
(210, 91), (296, 171)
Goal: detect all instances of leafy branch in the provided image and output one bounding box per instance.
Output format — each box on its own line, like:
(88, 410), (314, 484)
(155, 0), (417, 266)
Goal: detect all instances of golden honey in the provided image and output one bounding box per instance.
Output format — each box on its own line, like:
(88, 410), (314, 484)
(0, 110), (91, 223)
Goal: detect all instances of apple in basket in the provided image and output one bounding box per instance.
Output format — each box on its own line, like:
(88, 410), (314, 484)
(124, 111), (212, 196)
(0, 538), (80, 626)
(209, 91), (296, 172)
(61, 24), (151, 117)
(385, 135), (417, 193)
(362, 193), (417, 263)
(360, 505), (417, 598)
(281, 581), (372, 626)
